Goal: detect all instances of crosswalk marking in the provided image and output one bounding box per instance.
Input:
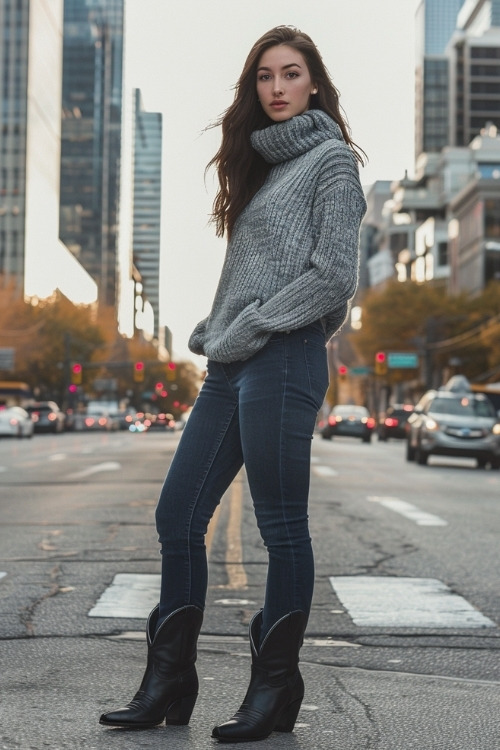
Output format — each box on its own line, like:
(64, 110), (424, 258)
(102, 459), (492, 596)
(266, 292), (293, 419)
(68, 461), (121, 479)
(330, 576), (495, 628)
(313, 465), (339, 477)
(367, 496), (447, 526)
(88, 573), (160, 618)
(0, 572), (6, 581)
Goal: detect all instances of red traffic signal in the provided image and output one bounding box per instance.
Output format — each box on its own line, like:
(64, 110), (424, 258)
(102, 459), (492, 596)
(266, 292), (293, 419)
(166, 362), (177, 381)
(374, 351), (387, 375)
(133, 361), (145, 383)
(338, 365), (348, 376)
(71, 362), (82, 385)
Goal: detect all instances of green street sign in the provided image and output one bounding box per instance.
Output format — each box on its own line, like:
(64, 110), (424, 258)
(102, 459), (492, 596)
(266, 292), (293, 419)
(388, 352), (419, 369)
(350, 366), (372, 375)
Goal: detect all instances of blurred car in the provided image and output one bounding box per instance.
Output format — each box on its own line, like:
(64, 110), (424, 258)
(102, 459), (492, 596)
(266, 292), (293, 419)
(82, 407), (119, 432)
(321, 404), (375, 443)
(0, 405), (34, 438)
(110, 407), (138, 431)
(25, 401), (66, 433)
(378, 404), (414, 441)
(146, 413), (176, 431)
(406, 389), (500, 468)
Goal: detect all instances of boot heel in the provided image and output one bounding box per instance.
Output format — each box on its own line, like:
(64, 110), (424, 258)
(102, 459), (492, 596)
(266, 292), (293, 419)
(165, 693), (198, 725)
(274, 697), (302, 732)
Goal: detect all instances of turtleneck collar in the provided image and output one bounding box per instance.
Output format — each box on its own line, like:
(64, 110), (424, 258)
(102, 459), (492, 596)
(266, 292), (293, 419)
(250, 109), (344, 165)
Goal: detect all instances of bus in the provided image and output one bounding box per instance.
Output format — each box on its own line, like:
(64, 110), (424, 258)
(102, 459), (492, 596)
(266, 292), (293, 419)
(0, 381), (33, 407)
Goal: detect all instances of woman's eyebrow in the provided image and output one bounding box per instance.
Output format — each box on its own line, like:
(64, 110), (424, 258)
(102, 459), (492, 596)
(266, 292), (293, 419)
(257, 62), (302, 72)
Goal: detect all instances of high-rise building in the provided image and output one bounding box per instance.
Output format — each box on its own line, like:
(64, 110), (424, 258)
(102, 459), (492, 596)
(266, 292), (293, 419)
(59, 0), (124, 307)
(449, 0), (500, 147)
(415, 0), (463, 159)
(132, 89), (163, 341)
(0, 0), (96, 303)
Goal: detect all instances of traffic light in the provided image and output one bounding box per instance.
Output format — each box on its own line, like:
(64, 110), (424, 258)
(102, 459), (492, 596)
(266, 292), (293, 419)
(166, 362), (177, 382)
(338, 364), (348, 381)
(133, 361), (145, 383)
(71, 363), (82, 385)
(374, 351), (387, 376)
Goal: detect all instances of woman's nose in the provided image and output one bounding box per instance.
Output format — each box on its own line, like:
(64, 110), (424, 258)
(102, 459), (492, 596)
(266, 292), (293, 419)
(273, 80), (284, 96)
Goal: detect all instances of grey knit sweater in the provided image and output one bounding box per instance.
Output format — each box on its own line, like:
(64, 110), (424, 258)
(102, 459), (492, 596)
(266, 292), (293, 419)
(188, 109), (366, 363)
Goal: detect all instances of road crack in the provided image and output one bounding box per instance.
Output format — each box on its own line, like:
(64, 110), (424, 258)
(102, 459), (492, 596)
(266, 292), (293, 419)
(19, 564), (62, 637)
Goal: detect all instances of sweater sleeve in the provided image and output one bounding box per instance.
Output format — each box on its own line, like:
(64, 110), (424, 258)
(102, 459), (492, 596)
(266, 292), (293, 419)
(206, 156), (366, 362)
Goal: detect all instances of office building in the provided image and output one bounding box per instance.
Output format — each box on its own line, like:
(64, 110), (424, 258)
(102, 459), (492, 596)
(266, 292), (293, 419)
(449, 0), (500, 146)
(59, 0), (124, 307)
(415, 0), (463, 158)
(132, 89), (163, 342)
(0, 0), (96, 303)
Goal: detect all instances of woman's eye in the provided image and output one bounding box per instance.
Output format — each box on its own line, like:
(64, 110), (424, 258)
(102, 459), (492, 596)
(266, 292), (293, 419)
(286, 71), (299, 79)
(258, 74), (271, 81)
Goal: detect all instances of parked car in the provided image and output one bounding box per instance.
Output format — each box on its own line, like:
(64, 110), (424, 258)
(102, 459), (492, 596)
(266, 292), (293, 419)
(378, 404), (414, 441)
(321, 404), (375, 443)
(0, 405), (34, 438)
(25, 401), (66, 433)
(406, 389), (500, 468)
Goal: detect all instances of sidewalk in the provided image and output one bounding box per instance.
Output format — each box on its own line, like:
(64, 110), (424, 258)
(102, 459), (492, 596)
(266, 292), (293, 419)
(2, 631), (498, 750)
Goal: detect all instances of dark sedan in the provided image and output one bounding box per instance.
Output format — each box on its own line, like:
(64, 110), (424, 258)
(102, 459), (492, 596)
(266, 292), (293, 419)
(25, 401), (66, 433)
(321, 404), (375, 443)
(378, 404), (414, 441)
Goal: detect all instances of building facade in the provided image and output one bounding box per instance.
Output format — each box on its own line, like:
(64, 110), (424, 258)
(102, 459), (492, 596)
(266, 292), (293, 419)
(132, 89), (163, 342)
(449, 0), (500, 146)
(59, 0), (124, 307)
(415, 0), (463, 159)
(0, 0), (96, 303)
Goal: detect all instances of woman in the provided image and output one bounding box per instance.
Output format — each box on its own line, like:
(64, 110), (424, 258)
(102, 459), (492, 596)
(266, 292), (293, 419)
(100, 25), (366, 742)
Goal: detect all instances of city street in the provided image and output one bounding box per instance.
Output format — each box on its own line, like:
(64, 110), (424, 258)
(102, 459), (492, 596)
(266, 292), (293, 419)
(0, 428), (499, 749)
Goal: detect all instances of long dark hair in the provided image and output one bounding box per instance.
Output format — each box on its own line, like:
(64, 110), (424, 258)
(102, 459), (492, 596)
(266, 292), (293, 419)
(207, 25), (366, 238)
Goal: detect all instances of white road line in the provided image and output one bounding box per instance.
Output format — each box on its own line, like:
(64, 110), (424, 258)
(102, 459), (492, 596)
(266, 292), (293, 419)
(330, 576), (495, 628)
(313, 465), (339, 478)
(0, 572), (6, 581)
(67, 461), (121, 479)
(89, 573), (160, 618)
(49, 453), (67, 461)
(367, 496), (447, 526)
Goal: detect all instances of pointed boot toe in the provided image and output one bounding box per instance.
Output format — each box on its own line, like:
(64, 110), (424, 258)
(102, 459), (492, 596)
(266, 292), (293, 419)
(99, 604), (203, 729)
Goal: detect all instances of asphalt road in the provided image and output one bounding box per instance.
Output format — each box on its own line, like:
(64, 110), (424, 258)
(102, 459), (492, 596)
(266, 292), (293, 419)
(0, 428), (499, 749)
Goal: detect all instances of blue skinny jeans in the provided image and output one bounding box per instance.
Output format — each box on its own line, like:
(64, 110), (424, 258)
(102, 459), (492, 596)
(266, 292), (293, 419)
(155, 321), (329, 638)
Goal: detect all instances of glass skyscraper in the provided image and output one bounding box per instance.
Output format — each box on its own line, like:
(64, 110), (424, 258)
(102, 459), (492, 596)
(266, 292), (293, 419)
(0, 0), (30, 292)
(0, 0), (96, 303)
(132, 89), (163, 342)
(415, 0), (463, 157)
(59, 0), (124, 307)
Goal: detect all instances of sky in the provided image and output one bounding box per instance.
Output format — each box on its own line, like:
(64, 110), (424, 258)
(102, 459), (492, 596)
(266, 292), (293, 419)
(124, 0), (421, 363)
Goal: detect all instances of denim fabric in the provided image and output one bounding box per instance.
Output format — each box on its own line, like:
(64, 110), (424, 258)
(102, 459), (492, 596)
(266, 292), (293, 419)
(155, 321), (329, 637)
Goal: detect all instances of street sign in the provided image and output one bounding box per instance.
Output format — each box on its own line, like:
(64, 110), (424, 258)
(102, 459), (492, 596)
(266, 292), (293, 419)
(388, 352), (419, 369)
(350, 366), (372, 375)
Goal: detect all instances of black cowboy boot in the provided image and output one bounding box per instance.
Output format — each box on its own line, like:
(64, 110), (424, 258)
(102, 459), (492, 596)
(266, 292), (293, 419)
(100, 604), (203, 728)
(212, 609), (307, 742)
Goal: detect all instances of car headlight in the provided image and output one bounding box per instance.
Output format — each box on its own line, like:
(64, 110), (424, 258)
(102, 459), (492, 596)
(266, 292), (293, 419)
(493, 423), (500, 436)
(424, 417), (439, 431)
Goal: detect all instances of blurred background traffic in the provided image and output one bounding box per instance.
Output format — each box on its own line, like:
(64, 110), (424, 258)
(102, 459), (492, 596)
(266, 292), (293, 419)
(0, 0), (500, 467)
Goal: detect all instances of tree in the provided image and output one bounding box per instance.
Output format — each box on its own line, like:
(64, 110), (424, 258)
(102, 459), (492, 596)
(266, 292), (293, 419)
(350, 280), (500, 387)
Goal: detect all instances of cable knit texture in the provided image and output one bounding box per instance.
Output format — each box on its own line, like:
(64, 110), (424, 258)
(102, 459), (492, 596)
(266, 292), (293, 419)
(188, 109), (367, 363)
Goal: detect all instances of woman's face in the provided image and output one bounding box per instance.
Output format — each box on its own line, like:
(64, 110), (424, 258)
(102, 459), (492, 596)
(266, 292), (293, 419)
(256, 44), (316, 122)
